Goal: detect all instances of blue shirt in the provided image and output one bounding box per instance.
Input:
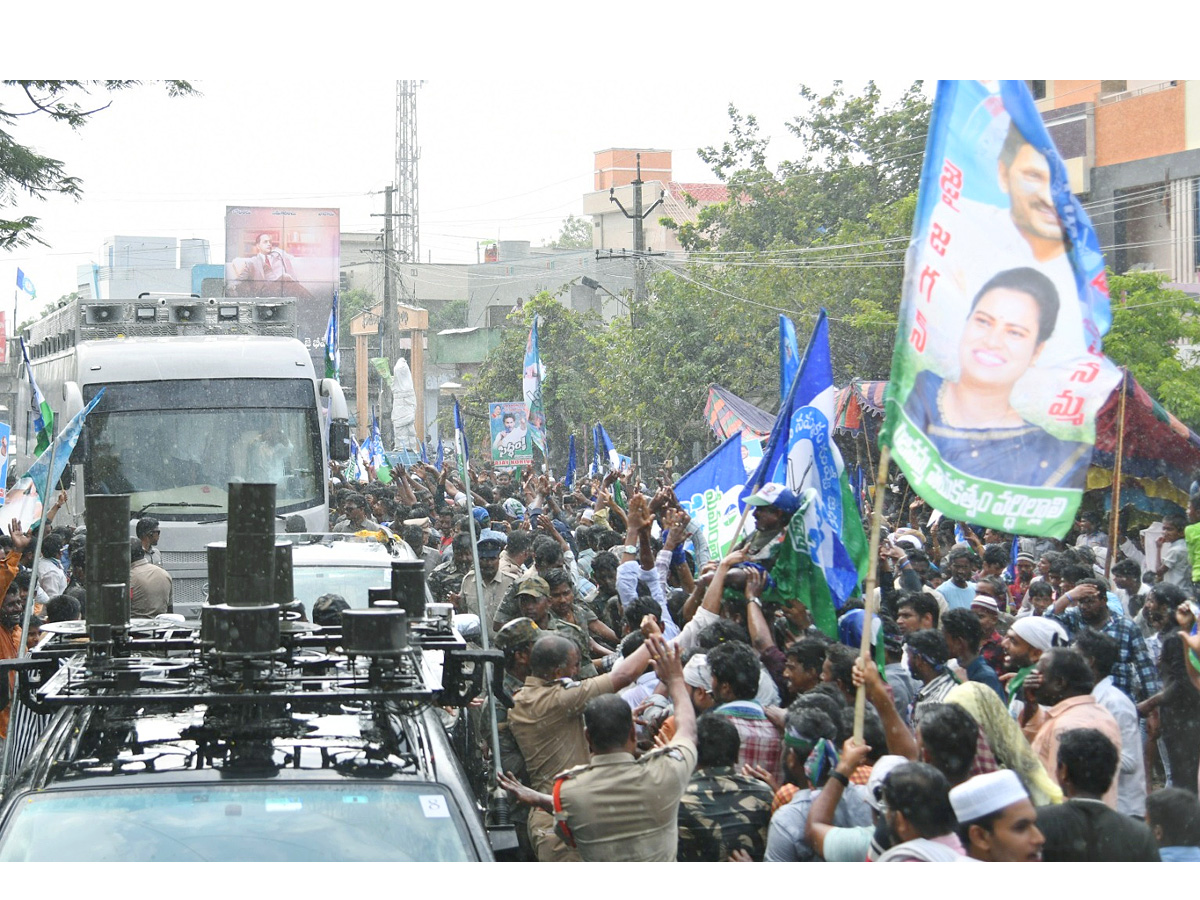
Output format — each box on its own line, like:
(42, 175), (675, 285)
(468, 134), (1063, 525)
(1160, 846), (1200, 862)
(1047, 607), (1162, 702)
(965, 654), (1006, 703)
(937, 580), (976, 611)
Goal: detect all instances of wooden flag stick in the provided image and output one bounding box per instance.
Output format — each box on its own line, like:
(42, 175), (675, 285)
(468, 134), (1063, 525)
(854, 444), (891, 742)
(1105, 368), (1129, 581)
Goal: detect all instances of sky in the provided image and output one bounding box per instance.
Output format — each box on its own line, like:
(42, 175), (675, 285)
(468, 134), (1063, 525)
(1, 75), (871, 307)
(2, 1), (1151, 318)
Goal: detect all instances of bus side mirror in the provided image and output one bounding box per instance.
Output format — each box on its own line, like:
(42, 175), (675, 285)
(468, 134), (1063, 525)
(329, 420), (351, 462)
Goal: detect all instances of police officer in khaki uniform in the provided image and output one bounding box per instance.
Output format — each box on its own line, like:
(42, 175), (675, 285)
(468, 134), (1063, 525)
(500, 636), (698, 862)
(505, 627), (659, 862)
(459, 529), (514, 636)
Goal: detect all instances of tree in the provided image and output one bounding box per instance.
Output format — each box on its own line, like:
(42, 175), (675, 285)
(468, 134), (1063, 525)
(340, 287), (376, 333)
(545, 214), (593, 250)
(1104, 269), (1200, 428)
(429, 298), (468, 333)
(456, 291), (605, 471)
(630, 83), (930, 458)
(464, 83), (932, 469)
(1, 80), (195, 249)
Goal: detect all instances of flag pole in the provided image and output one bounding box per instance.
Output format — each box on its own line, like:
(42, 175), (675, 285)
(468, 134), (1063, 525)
(1105, 368), (1129, 581)
(453, 401), (506, 812)
(854, 444), (890, 742)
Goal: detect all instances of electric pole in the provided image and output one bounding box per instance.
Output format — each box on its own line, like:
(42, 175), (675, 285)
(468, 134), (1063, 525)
(608, 153), (664, 328)
(378, 184), (398, 449)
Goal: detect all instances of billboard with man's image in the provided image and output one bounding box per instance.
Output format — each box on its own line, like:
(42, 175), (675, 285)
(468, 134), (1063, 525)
(225, 206), (340, 358)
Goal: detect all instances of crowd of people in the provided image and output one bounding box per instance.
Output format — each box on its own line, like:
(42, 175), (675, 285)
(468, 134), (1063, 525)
(322, 456), (1200, 862)
(5, 452), (1199, 863)
(0, 492), (175, 753)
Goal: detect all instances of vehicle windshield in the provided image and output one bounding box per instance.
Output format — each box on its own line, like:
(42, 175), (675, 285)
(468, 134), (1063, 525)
(0, 783), (475, 861)
(293, 565), (391, 618)
(82, 379), (323, 518)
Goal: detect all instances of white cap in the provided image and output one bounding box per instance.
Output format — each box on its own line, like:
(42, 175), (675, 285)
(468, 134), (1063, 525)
(683, 653), (712, 692)
(950, 770), (1029, 823)
(866, 755), (909, 811)
(580, 508), (595, 522)
(1009, 616), (1068, 652)
(970, 595), (1000, 614)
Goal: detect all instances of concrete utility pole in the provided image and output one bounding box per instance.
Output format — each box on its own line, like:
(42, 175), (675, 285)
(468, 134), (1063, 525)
(608, 152), (664, 328)
(378, 184), (398, 448)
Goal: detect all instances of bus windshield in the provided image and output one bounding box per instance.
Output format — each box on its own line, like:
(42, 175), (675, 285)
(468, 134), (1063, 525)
(82, 379), (323, 518)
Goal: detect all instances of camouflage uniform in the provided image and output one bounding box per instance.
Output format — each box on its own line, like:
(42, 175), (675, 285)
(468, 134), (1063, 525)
(548, 614), (598, 679)
(428, 558), (470, 607)
(676, 766), (774, 861)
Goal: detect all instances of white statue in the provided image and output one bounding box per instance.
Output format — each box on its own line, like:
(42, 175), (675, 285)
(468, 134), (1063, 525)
(391, 357), (418, 451)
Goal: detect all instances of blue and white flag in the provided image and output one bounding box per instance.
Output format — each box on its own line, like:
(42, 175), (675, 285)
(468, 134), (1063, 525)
(367, 413), (393, 483)
(436, 438), (445, 471)
(780, 314), (801, 404)
(20, 337), (53, 456)
(523, 316), (547, 454)
(20, 389), (105, 504)
(565, 434), (577, 488)
(347, 436), (365, 482)
(454, 399), (470, 481)
(594, 422), (619, 472)
(1005, 534), (1020, 582)
(15, 269), (35, 299)
(742, 310), (869, 610)
(591, 424), (602, 474)
(420, 441), (429, 465)
(324, 290), (340, 380)
(881, 80), (1121, 537)
(674, 434), (749, 559)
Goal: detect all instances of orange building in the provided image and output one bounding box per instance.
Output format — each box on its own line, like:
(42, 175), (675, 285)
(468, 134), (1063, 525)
(1031, 80), (1200, 282)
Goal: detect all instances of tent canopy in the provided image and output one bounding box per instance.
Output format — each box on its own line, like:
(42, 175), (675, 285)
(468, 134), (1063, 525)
(706, 374), (1200, 505)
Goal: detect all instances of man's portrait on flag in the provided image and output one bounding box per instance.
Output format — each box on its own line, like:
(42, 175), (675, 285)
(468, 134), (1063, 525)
(883, 81), (1122, 536)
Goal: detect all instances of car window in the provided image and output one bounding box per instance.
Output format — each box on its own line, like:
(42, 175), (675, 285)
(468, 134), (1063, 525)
(0, 783), (475, 862)
(292, 566), (391, 618)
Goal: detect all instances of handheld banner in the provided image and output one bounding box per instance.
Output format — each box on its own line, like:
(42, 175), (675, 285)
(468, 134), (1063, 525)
(881, 80), (1121, 537)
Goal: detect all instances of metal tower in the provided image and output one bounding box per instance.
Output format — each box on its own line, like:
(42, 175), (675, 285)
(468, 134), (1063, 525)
(394, 81), (422, 265)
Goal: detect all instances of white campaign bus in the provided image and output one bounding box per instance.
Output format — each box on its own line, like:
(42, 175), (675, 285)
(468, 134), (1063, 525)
(14, 296), (351, 617)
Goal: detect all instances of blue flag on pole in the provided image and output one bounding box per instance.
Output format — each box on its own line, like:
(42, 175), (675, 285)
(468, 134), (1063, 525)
(523, 316), (547, 454)
(21, 388), (105, 503)
(591, 424), (602, 474)
(565, 435), (577, 488)
(324, 290), (340, 380)
(20, 337), (54, 456)
(347, 436), (364, 482)
(436, 438), (445, 471)
(1005, 534), (1020, 582)
(594, 423), (619, 471)
(16, 269), (36, 299)
(674, 433), (749, 560)
(780, 314), (801, 404)
(454, 399), (469, 480)
(742, 310), (869, 612)
(420, 441), (429, 465)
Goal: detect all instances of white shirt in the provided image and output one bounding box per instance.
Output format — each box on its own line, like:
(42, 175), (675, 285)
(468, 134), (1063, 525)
(1092, 675), (1147, 817)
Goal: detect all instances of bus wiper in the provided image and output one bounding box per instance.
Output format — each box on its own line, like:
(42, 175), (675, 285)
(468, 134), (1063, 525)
(133, 502), (224, 517)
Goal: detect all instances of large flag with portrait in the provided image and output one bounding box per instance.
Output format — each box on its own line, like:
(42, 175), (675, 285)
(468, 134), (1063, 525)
(880, 80), (1122, 537)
